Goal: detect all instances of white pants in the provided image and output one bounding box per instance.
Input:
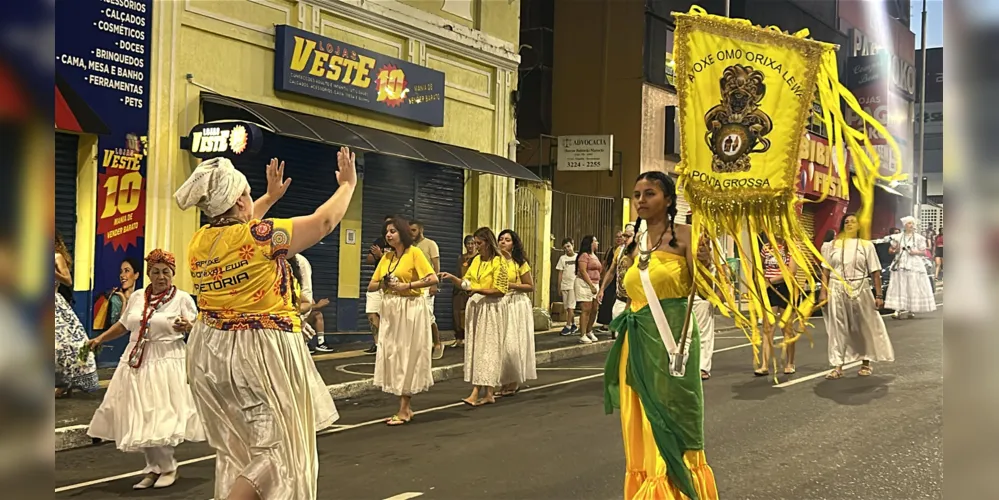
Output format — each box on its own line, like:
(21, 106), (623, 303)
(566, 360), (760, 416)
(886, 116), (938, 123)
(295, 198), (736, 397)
(693, 298), (715, 374)
(365, 290), (383, 314)
(426, 294), (437, 325)
(142, 446), (177, 474)
(609, 299), (627, 332)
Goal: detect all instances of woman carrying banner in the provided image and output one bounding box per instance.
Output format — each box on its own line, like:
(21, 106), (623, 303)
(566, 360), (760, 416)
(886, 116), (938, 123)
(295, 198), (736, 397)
(86, 249), (206, 490)
(174, 154), (353, 500)
(604, 171), (717, 500)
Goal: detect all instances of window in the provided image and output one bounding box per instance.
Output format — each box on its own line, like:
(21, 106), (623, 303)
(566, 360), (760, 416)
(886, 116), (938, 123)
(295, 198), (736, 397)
(805, 90), (828, 139)
(664, 28), (676, 88)
(644, 13), (676, 90)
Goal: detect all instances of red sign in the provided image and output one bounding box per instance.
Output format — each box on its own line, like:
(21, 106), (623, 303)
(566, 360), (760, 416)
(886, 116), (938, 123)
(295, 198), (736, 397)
(95, 144), (147, 251)
(797, 134), (849, 201)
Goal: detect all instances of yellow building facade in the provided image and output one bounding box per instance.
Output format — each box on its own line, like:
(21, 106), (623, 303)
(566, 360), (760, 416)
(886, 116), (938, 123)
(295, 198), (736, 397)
(139, 0), (524, 332)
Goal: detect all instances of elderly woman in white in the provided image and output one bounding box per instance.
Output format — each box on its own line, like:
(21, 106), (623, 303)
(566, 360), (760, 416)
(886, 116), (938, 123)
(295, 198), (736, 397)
(86, 249), (205, 489)
(173, 153), (355, 500)
(884, 215), (937, 319)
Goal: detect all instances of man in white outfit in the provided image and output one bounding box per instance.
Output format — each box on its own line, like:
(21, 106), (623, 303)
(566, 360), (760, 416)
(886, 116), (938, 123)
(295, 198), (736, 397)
(684, 211), (716, 380)
(411, 220), (443, 359)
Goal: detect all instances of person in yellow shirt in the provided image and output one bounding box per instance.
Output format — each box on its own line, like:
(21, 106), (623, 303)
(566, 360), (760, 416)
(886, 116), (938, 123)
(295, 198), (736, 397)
(497, 229), (536, 396)
(174, 151), (356, 500)
(440, 227), (509, 406)
(367, 216), (439, 425)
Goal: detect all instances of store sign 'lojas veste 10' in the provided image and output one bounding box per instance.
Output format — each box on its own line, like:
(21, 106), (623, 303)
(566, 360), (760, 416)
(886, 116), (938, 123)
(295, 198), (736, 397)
(273, 25), (446, 127)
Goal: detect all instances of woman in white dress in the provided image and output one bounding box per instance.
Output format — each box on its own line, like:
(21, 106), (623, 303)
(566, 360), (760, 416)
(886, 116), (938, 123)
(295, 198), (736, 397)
(174, 154), (353, 500)
(497, 230), (536, 396)
(884, 216), (937, 319)
(820, 214), (895, 379)
(367, 216), (439, 425)
(86, 249), (206, 489)
(440, 227), (510, 407)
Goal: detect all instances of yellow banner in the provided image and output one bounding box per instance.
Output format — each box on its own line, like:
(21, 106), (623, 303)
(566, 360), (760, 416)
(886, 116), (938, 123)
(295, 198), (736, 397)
(674, 12), (827, 203)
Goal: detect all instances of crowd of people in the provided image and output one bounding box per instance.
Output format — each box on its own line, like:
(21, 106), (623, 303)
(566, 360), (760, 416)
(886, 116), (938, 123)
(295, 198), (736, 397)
(50, 146), (940, 499)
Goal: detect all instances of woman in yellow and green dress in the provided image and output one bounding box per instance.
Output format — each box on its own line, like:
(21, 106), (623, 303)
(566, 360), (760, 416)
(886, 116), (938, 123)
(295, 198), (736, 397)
(604, 171), (718, 500)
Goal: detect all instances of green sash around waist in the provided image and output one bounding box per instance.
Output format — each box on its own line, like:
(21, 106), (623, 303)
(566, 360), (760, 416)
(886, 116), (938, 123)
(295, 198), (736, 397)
(604, 297), (705, 500)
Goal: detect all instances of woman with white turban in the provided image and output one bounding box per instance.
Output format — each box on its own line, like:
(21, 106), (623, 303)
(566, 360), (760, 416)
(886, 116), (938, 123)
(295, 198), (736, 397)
(174, 152), (356, 500)
(884, 215), (937, 319)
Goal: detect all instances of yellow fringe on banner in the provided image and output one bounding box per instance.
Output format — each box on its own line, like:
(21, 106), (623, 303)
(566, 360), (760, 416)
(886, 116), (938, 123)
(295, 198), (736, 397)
(673, 6), (905, 375)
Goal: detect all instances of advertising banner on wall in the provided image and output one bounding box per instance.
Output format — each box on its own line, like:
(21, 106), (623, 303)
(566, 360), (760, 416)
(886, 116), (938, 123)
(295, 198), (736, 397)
(556, 135), (614, 171)
(55, 0), (152, 362)
(273, 24), (446, 127)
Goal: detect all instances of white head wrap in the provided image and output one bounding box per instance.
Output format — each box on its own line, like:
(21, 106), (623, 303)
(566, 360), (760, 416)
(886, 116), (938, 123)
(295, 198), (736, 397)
(174, 157), (250, 218)
(900, 215), (919, 227)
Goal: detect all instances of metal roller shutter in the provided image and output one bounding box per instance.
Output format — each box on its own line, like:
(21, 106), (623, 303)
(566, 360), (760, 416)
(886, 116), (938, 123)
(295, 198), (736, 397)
(414, 164), (464, 331)
(55, 132), (79, 255)
(358, 155), (463, 331)
(203, 134), (342, 329)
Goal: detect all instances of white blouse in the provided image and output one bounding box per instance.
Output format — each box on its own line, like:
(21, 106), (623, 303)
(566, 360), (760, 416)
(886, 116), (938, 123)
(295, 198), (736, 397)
(119, 287), (198, 343)
(888, 232), (928, 271)
(822, 239), (882, 281)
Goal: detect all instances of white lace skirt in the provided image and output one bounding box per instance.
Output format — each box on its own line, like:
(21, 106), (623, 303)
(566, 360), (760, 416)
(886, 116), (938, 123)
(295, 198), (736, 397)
(186, 323), (338, 500)
(499, 293), (537, 385)
(373, 294), (434, 396)
(825, 280), (895, 366)
(88, 340), (206, 452)
(885, 267), (937, 313)
(464, 294), (506, 387)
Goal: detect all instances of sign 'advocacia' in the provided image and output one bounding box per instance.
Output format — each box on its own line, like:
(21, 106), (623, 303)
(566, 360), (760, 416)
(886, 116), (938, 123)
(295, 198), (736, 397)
(671, 6), (905, 370)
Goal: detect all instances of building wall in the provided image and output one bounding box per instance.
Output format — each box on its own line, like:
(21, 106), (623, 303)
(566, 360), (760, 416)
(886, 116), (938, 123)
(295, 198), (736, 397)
(139, 0), (521, 294)
(550, 0), (645, 200)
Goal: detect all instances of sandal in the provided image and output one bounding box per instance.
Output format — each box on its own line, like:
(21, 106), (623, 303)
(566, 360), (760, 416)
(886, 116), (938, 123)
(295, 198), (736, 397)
(386, 415), (411, 426)
(700, 370), (711, 380)
(784, 364), (796, 375)
(754, 369), (769, 377)
(858, 365), (873, 376)
(825, 369), (844, 380)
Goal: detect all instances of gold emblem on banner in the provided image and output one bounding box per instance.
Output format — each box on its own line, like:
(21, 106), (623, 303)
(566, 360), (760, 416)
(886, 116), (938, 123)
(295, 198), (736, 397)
(704, 65), (773, 173)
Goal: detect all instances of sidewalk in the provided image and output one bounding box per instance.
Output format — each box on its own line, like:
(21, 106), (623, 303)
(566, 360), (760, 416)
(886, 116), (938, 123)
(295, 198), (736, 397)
(55, 317), (740, 452)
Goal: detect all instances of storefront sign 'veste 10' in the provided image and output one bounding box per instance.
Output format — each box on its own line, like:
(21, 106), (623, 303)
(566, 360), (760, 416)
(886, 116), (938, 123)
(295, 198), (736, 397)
(184, 122), (263, 159)
(557, 135), (614, 172)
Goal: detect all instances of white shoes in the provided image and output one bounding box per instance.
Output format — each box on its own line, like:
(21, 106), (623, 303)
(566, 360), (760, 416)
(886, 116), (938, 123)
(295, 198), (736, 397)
(589, 332), (599, 342)
(579, 332), (598, 344)
(134, 471), (177, 489)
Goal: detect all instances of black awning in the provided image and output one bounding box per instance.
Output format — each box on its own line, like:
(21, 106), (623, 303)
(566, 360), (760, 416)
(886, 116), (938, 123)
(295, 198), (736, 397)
(199, 93), (539, 182)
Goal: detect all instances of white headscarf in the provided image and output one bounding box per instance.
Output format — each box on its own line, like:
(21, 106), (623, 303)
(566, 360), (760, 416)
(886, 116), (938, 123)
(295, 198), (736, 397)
(900, 215), (919, 227)
(174, 157), (250, 218)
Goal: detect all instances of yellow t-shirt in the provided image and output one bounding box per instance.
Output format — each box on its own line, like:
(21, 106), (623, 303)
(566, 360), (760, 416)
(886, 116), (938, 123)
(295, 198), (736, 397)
(372, 246), (435, 297)
(188, 218), (300, 332)
(504, 258), (532, 285)
(464, 255), (509, 293)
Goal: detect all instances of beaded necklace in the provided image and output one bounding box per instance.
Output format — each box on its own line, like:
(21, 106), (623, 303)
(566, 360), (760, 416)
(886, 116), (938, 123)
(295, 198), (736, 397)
(127, 285), (177, 369)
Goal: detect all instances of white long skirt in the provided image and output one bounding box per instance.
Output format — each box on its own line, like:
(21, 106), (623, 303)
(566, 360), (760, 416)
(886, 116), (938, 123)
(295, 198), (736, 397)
(464, 294), (506, 387)
(499, 293), (537, 385)
(186, 323), (339, 500)
(374, 294), (434, 396)
(88, 340), (206, 452)
(693, 298), (715, 374)
(825, 279), (895, 366)
(885, 267), (937, 313)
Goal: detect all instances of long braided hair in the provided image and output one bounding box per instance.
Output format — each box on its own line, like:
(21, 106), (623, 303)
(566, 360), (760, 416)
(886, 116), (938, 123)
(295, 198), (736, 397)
(624, 171), (679, 256)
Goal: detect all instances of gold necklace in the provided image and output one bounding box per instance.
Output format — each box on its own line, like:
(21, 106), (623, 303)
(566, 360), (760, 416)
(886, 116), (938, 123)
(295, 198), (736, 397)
(636, 229), (665, 270)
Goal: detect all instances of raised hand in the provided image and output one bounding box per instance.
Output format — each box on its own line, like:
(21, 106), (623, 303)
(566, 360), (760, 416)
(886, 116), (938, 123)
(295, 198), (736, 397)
(265, 158), (292, 199)
(336, 146), (357, 187)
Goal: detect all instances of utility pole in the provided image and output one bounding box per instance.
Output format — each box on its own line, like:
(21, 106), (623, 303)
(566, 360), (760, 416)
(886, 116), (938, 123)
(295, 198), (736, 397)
(914, 0), (928, 223)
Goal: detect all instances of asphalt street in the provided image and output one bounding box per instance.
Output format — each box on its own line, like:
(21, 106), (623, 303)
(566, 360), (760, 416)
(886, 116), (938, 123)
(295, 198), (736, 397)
(55, 303), (942, 500)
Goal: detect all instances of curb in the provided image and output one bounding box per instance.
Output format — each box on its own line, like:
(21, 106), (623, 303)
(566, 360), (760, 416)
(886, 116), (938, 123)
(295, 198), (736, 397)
(54, 338), (617, 453)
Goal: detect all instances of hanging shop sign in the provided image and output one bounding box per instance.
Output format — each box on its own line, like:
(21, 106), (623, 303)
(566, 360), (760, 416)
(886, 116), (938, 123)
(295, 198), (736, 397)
(556, 135), (614, 171)
(798, 134), (849, 201)
(273, 24), (446, 127)
(849, 29), (916, 100)
(181, 121), (265, 159)
(56, 0), (153, 364)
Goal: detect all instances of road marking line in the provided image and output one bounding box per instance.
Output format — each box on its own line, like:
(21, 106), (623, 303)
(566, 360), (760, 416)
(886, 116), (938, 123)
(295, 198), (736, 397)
(773, 361), (863, 388)
(536, 367), (603, 371)
(54, 373), (604, 494)
(383, 493), (424, 500)
(335, 362), (376, 376)
(712, 336), (782, 354)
